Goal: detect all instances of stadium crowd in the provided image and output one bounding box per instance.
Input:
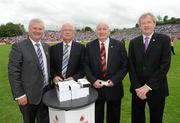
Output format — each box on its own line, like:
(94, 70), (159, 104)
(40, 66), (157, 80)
(0, 24), (180, 44)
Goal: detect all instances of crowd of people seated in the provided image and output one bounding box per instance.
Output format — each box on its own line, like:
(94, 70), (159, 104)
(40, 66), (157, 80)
(0, 24), (180, 44)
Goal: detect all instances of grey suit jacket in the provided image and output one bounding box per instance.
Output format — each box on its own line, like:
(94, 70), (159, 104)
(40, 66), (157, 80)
(8, 38), (50, 105)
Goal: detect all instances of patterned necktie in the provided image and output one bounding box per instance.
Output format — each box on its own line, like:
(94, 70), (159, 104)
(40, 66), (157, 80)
(35, 43), (47, 87)
(62, 44), (69, 78)
(100, 42), (107, 78)
(144, 37), (149, 51)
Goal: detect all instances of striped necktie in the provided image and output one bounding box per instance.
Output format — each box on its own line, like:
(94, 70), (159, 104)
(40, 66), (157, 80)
(100, 42), (107, 78)
(35, 43), (48, 87)
(62, 44), (70, 78)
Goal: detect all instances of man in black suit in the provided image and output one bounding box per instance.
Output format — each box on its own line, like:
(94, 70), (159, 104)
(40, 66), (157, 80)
(50, 22), (85, 83)
(84, 22), (128, 123)
(128, 13), (171, 123)
(8, 19), (51, 123)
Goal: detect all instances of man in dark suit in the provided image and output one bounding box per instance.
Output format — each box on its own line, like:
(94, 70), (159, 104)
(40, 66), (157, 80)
(8, 19), (51, 123)
(50, 22), (85, 83)
(128, 13), (171, 123)
(84, 22), (128, 123)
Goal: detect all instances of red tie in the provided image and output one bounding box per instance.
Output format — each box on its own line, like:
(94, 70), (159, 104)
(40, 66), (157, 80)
(100, 42), (107, 78)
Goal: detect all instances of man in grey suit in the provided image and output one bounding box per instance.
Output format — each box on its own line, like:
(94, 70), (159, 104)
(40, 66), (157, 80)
(8, 19), (51, 123)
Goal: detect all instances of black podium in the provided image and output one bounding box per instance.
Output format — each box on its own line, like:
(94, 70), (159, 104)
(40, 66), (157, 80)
(43, 88), (98, 123)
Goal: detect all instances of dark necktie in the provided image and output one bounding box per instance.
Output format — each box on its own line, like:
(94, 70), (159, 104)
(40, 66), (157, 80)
(62, 44), (69, 78)
(35, 43), (47, 87)
(100, 42), (107, 78)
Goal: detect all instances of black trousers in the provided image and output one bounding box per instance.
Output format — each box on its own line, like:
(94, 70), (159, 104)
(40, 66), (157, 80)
(131, 91), (165, 123)
(95, 99), (121, 123)
(19, 85), (51, 123)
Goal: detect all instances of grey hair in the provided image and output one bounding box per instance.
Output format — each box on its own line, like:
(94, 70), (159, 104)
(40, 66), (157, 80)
(28, 18), (45, 30)
(138, 12), (156, 25)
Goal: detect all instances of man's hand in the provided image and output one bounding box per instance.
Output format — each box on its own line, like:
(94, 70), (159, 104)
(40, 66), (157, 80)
(64, 77), (74, 81)
(93, 80), (103, 88)
(135, 85), (150, 100)
(53, 76), (63, 84)
(106, 80), (114, 87)
(18, 96), (28, 106)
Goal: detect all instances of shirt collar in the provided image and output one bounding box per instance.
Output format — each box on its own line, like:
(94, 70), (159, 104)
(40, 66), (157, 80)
(98, 38), (110, 46)
(143, 32), (154, 40)
(29, 37), (42, 46)
(63, 40), (72, 47)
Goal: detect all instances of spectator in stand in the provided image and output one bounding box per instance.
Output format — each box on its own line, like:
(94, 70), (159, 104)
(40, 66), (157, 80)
(170, 36), (176, 55)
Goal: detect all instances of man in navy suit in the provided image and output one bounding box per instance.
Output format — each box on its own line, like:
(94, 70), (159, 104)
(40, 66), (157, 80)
(84, 22), (128, 123)
(128, 13), (171, 123)
(50, 22), (85, 83)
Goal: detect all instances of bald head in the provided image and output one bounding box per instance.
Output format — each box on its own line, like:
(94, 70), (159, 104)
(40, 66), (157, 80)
(96, 22), (109, 30)
(61, 22), (75, 31)
(61, 22), (75, 43)
(96, 22), (110, 42)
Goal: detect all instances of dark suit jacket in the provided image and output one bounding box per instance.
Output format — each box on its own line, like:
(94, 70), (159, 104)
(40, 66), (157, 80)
(84, 38), (128, 100)
(128, 33), (171, 97)
(50, 41), (85, 80)
(8, 38), (50, 105)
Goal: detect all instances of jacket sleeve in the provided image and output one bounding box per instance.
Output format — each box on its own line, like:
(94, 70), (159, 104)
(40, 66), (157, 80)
(72, 45), (86, 80)
(84, 43), (97, 84)
(146, 36), (171, 89)
(110, 42), (128, 85)
(128, 40), (142, 90)
(8, 43), (25, 99)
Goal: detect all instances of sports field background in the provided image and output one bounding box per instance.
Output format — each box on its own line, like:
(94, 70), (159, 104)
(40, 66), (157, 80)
(0, 41), (180, 123)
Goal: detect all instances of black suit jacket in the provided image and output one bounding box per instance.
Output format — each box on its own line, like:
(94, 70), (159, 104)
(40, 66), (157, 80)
(128, 33), (171, 97)
(84, 38), (128, 100)
(50, 41), (85, 80)
(8, 38), (50, 105)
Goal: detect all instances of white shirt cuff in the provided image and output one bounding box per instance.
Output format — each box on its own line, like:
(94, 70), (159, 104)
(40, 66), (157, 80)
(15, 94), (26, 100)
(145, 84), (152, 91)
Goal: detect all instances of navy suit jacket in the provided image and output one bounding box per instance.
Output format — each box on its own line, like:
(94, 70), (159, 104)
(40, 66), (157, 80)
(128, 33), (171, 97)
(50, 41), (85, 81)
(84, 38), (128, 100)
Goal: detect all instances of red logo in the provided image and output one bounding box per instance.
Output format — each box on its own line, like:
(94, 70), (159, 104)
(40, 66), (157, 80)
(80, 115), (88, 123)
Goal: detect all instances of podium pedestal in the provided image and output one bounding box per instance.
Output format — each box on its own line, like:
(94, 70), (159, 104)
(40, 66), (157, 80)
(43, 88), (98, 123)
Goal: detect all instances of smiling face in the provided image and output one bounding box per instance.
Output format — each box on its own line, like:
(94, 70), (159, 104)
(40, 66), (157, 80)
(28, 20), (45, 42)
(139, 14), (156, 36)
(61, 23), (75, 43)
(96, 22), (110, 42)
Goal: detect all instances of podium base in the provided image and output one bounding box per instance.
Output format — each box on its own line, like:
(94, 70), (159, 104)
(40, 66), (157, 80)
(49, 103), (95, 123)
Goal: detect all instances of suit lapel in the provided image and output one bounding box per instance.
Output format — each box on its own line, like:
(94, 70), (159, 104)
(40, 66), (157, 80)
(145, 33), (157, 54)
(25, 39), (42, 72)
(134, 36), (146, 61)
(56, 42), (63, 68)
(41, 42), (50, 76)
(137, 36), (145, 54)
(66, 41), (75, 74)
(94, 40), (102, 72)
(107, 39), (114, 72)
